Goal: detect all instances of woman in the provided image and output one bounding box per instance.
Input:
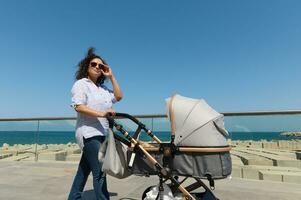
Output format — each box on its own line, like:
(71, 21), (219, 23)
(68, 47), (122, 200)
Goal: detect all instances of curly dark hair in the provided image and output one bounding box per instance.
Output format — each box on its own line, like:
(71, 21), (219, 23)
(75, 47), (108, 85)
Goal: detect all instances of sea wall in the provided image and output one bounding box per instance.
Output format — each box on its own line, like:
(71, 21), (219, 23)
(230, 139), (301, 151)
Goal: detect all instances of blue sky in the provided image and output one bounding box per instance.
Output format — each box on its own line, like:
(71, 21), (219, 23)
(1, 0), (301, 118)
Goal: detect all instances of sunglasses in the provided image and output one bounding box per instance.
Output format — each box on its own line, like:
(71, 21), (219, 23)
(90, 62), (107, 70)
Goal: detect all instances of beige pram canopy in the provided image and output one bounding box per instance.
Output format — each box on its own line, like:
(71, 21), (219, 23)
(166, 94), (229, 147)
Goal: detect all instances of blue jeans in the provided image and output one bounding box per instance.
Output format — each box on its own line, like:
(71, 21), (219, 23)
(68, 136), (109, 200)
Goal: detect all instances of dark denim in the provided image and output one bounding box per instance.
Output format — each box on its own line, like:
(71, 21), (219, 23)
(68, 136), (109, 200)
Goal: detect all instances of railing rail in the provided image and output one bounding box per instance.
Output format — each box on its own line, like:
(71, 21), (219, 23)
(222, 110), (301, 116)
(1, 110), (301, 121)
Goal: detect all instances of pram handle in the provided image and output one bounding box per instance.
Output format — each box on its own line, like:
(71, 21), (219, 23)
(107, 113), (162, 144)
(114, 113), (143, 125)
(106, 113), (196, 200)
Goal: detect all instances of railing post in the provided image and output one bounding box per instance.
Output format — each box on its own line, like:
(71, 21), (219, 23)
(151, 117), (154, 132)
(34, 120), (40, 162)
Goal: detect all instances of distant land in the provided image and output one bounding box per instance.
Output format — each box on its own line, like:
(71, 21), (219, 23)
(280, 132), (301, 137)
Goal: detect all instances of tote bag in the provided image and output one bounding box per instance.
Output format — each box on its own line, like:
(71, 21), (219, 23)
(99, 129), (132, 179)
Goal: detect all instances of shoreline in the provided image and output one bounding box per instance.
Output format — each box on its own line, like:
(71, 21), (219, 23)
(1, 131), (301, 146)
(1, 137), (301, 145)
(1, 139), (301, 149)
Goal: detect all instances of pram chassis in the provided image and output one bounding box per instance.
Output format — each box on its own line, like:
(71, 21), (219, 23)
(108, 113), (231, 200)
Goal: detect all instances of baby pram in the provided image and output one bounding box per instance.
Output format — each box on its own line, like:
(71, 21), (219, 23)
(107, 95), (232, 200)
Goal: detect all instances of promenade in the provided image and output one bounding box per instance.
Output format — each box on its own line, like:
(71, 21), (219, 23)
(0, 161), (301, 200)
(1, 140), (301, 199)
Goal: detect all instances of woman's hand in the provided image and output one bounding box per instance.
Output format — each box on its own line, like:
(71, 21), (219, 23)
(104, 108), (116, 117)
(101, 65), (113, 79)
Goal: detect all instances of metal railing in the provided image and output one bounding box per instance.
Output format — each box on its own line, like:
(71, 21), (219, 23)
(1, 110), (301, 161)
(1, 110), (301, 122)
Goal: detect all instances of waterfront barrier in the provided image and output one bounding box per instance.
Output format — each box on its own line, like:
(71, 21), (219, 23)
(1, 110), (301, 184)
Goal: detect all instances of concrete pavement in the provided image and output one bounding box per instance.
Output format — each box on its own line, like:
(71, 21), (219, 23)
(0, 161), (300, 200)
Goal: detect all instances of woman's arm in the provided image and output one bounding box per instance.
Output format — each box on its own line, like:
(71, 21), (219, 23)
(101, 66), (123, 101)
(110, 75), (123, 101)
(74, 105), (115, 117)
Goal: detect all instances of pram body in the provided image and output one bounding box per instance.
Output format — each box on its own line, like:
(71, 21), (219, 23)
(109, 95), (232, 200)
(129, 146), (231, 180)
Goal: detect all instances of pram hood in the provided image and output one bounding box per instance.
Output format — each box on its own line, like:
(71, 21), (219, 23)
(166, 94), (229, 147)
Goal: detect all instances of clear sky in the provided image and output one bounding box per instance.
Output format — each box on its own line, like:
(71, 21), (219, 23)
(1, 0), (301, 118)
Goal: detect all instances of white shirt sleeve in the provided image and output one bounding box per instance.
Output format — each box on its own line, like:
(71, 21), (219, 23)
(71, 80), (87, 108)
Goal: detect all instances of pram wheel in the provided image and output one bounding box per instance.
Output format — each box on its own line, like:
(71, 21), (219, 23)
(141, 184), (220, 200)
(142, 186), (153, 200)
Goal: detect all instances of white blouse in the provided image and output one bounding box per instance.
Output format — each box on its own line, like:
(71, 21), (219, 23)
(71, 78), (116, 149)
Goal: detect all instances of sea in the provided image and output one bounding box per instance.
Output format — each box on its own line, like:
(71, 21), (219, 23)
(0, 131), (300, 146)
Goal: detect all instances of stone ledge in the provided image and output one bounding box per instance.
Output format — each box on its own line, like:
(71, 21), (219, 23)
(38, 151), (67, 161)
(259, 170), (283, 182)
(0, 153), (13, 159)
(66, 154), (81, 161)
(259, 170), (301, 184)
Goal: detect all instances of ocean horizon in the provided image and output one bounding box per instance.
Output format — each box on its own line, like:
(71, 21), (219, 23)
(0, 131), (300, 146)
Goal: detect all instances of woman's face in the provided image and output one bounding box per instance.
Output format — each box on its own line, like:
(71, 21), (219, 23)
(88, 58), (104, 78)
